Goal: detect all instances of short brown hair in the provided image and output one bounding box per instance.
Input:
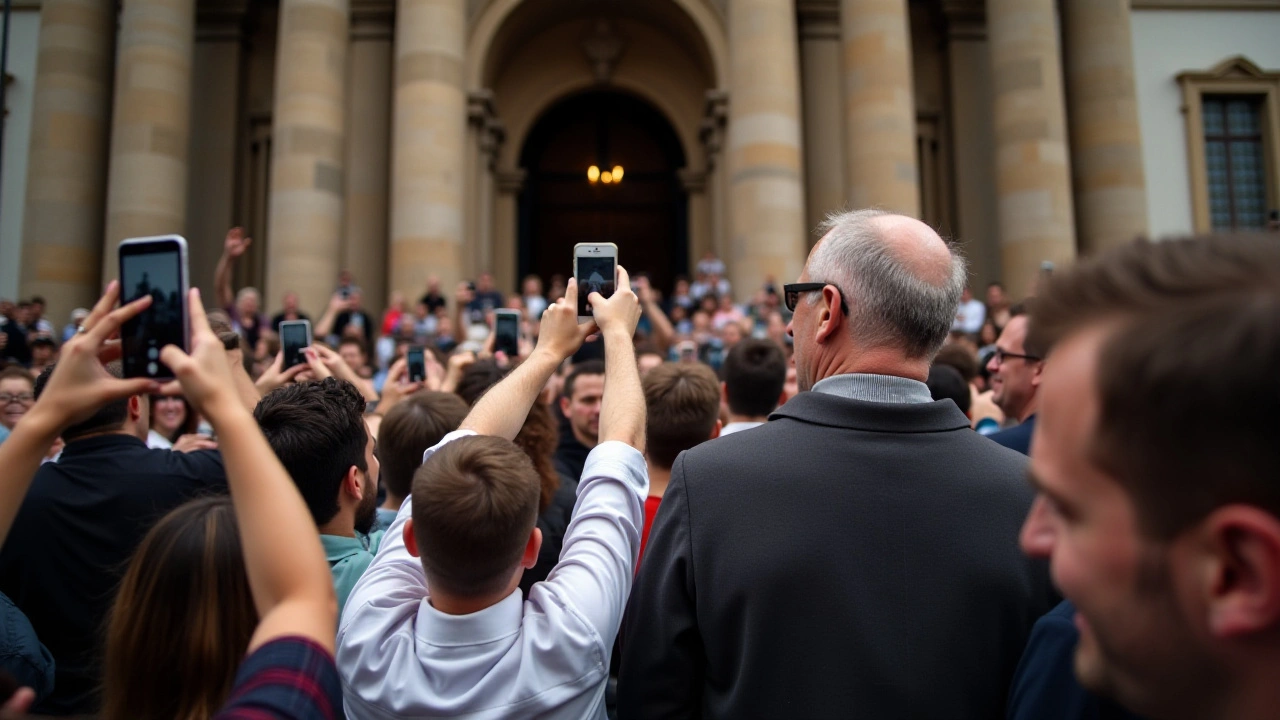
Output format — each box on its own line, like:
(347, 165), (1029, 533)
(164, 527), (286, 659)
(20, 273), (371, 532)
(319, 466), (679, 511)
(932, 344), (978, 382)
(377, 392), (469, 502)
(412, 435), (540, 596)
(721, 339), (786, 417)
(643, 362), (721, 469)
(1032, 235), (1280, 539)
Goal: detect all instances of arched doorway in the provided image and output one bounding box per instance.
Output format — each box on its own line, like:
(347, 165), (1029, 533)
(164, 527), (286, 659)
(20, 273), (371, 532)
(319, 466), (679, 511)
(518, 90), (688, 293)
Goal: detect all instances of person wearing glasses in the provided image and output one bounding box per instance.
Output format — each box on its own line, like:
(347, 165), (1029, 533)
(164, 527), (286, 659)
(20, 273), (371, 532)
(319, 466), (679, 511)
(0, 367), (36, 445)
(985, 304), (1044, 455)
(618, 209), (1055, 719)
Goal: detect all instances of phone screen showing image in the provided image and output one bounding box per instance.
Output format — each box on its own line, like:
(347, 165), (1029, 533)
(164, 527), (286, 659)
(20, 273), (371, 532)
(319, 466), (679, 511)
(576, 254), (616, 317)
(281, 322), (310, 368)
(407, 348), (426, 383)
(120, 239), (186, 379)
(495, 312), (520, 357)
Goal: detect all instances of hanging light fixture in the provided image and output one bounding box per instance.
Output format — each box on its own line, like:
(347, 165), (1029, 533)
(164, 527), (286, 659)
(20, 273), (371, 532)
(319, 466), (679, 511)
(612, 165), (624, 182)
(587, 165), (601, 183)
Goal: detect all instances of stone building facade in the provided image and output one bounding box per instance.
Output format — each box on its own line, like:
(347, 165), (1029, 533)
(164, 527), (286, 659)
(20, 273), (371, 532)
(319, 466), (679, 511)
(3, 0), (1279, 324)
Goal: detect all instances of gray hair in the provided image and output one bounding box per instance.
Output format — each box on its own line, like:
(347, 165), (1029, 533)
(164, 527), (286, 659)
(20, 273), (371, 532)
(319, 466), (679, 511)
(807, 209), (967, 359)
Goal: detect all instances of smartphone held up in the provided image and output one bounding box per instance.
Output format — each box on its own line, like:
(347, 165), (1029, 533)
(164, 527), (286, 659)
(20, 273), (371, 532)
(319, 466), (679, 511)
(280, 320), (312, 368)
(118, 235), (190, 379)
(573, 242), (618, 322)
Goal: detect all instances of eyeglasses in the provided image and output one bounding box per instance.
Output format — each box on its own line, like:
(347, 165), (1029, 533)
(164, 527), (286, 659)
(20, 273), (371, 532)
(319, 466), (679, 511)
(783, 282), (849, 315)
(0, 392), (35, 405)
(990, 348), (1041, 365)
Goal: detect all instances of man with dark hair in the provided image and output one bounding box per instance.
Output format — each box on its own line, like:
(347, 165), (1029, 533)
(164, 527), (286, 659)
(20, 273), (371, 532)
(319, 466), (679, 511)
(1010, 235), (1280, 720)
(620, 209), (1053, 719)
(926, 364), (971, 416)
(986, 303), (1043, 454)
(554, 359), (604, 479)
(254, 377), (381, 613)
(339, 274), (647, 717)
(0, 362), (225, 714)
(719, 338), (787, 435)
(640, 362), (720, 561)
(374, 391), (469, 531)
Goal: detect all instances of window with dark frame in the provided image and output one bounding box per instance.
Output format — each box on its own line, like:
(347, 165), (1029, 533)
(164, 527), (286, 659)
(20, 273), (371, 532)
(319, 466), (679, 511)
(1202, 95), (1269, 230)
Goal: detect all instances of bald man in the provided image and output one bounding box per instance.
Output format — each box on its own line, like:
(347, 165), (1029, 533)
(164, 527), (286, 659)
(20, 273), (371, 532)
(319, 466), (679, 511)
(619, 209), (1055, 719)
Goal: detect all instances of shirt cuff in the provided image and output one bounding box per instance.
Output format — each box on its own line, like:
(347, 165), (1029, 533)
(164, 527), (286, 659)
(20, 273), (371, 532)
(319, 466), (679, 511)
(580, 441), (649, 498)
(421, 428), (478, 465)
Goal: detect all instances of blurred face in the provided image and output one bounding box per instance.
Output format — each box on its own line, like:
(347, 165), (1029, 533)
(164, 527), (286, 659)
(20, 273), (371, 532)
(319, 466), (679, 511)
(560, 374), (604, 447)
(31, 344), (55, 366)
(637, 354), (663, 376)
(349, 291), (363, 309)
(986, 284), (1006, 308)
(985, 316), (1041, 421)
(478, 273), (494, 292)
(1, 377), (35, 430)
(283, 292), (298, 312)
(237, 290), (260, 316)
(340, 343), (367, 371)
(719, 295), (735, 311)
(961, 287), (973, 303)
(676, 279), (689, 295)
(151, 395), (187, 436)
(523, 277), (541, 295)
(721, 323), (743, 347)
(355, 429), (380, 535)
(1020, 328), (1215, 718)
(692, 311), (711, 332)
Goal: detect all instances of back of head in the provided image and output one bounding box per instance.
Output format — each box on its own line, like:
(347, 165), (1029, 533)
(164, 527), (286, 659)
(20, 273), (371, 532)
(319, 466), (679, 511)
(722, 338), (787, 417)
(412, 435), (540, 596)
(1031, 235), (1280, 539)
(378, 392), (469, 503)
(643, 362), (721, 469)
(254, 378), (368, 526)
(932, 343), (979, 383)
(454, 359), (506, 406)
(34, 362), (129, 441)
(809, 209), (967, 359)
(926, 364), (971, 415)
(102, 496), (256, 720)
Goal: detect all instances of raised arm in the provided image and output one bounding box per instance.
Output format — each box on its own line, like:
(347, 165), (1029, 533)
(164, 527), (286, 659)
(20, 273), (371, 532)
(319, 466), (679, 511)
(314, 292), (348, 338)
(636, 276), (675, 354)
(459, 279), (595, 440)
(0, 284), (160, 546)
(161, 291), (337, 653)
(215, 227), (251, 310)
(592, 266), (645, 450)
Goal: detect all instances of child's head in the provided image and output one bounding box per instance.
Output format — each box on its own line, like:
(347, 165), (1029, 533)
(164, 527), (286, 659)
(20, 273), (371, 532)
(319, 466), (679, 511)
(407, 435), (542, 599)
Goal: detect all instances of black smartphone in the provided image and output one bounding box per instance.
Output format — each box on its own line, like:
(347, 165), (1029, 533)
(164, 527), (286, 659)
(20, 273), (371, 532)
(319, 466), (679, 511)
(407, 347), (426, 383)
(494, 309), (521, 357)
(280, 320), (312, 368)
(119, 235), (189, 379)
(574, 242), (618, 321)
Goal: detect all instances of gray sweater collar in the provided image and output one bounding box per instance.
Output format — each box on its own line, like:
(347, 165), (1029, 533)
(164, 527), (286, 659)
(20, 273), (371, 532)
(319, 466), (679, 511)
(810, 373), (933, 404)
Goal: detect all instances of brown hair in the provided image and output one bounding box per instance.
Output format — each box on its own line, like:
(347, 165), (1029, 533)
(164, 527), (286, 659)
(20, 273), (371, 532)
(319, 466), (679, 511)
(932, 343), (979, 382)
(0, 366), (34, 385)
(101, 496), (257, 720)
(1031, 235), (1280, 539)
(721, 338), (786, 417)
(377, 392), (469, 503)
(412, 435), (540, 596)
(643, 362), (721, 469)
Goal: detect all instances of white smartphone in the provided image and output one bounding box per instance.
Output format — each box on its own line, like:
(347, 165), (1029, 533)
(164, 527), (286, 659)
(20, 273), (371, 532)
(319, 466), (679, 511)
(493, 309), (521, 357)
(573, 242), (618, 322)
(279, 319), (312, 368)
(118, 235), (190, 379)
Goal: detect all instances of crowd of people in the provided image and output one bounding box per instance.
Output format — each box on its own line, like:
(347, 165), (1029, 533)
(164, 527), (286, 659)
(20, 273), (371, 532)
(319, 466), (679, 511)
(0, 208), (1277, 720)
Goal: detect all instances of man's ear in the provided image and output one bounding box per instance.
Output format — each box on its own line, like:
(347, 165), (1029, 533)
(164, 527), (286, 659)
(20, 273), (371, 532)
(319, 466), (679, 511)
(343, 465), (362, 501)
(720, 382), (729, 406)
(403, 519), (419, 558)
(812, 285), (844, 344)
(521, 527), (543, 569)
(1031, 359), (1045, 390)
(1198, 506), (1280, 639)
(559, 395), (571, 416)
(128, 395), (143, 421)
(709, 419), (722, 440)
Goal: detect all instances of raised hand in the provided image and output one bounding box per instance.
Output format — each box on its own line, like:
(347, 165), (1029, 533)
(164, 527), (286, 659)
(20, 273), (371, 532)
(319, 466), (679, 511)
(376, 357), (422, 416)
(224, 227), (252, 259)
(158, 289), (240, 420)
(536, 278), (597, 361)
(589, 265), (642, 337)
(255, 350), (308, 394)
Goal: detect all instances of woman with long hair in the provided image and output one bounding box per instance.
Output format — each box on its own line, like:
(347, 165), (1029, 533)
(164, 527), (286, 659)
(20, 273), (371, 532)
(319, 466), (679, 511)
(146, 395), (197, 449)
(101, 497), (257, 720)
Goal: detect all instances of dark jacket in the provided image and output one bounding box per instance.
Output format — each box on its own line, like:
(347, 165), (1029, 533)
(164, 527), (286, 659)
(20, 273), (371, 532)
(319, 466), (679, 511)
(618, 391), (1056, 720)
(0, 591), (54, 705)
(990, 415), (1037, 456)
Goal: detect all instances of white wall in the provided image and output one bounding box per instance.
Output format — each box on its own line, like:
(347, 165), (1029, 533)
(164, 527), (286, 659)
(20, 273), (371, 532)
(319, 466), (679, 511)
(0, 10), (41, 301)
(1131, 10), (1280, 238)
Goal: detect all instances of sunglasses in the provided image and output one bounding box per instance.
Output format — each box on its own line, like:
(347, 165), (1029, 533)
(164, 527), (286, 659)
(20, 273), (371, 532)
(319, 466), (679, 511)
(783, 283), (849, 315)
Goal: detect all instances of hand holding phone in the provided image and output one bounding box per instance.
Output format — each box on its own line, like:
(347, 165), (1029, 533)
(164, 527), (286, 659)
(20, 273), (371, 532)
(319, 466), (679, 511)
(119, 235), (190, 379)
(493, 309), (521, 358)
(406, 347), (427, 383)
(573, 242), (618, 322)
(279, 320), (312, 368)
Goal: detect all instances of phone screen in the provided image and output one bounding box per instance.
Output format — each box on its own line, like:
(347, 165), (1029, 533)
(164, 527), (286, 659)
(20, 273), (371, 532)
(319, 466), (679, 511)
(495, 312), (520, 357)
(407, 348), (426, 383)
(576, 254), (616, 317)
(120, 239), (186, 379)
(281, 322), (310, 368)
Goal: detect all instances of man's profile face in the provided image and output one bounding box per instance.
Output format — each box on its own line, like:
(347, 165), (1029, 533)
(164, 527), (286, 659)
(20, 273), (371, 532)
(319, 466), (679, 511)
(1020, 328), (1210, 717)
(355, 429), (380, 535)
(786, 264), (818, 392)
(986, 316), (1040, 419)
(561, 374), (604, 446)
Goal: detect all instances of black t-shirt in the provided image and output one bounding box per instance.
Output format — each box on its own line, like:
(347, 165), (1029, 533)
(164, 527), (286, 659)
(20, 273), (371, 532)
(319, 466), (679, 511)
(271, 311), (311, 334)
(333, 310), (374, 347)
(419, 293), (447, 315)
(0, 434), (226, 715)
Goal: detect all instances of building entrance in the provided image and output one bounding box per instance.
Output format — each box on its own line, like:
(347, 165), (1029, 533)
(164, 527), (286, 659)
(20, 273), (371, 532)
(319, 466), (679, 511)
(518, 90), (688, 294)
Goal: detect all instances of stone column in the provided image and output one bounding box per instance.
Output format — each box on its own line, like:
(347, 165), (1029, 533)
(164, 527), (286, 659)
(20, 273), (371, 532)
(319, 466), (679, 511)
(840, 0), (919, 216)
(988, 0), (1076, 300)
(726, 0), (807, 297)
(343, 5), (393, 318)
(19, 0), (115, 321)
(102, 0), (196, 283)
(1062, 0), (1147, 255)
(493, 169), (525, 297)
(389, 0), (467, 304)
(265, 0), (349, 318)
(799, 0), (845, 237)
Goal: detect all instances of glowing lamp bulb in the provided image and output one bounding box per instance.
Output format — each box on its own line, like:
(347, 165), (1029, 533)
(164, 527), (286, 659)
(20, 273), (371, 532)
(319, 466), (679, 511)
(587, 165), (600, 183)
(601, 171), (614, 183)
(612, 165), (624, 182)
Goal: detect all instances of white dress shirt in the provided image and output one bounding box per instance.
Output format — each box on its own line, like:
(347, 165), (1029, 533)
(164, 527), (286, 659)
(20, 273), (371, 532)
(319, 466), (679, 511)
(337, 429), (649, 719)
(952, 298), (986, 334)
(718, 421), (763, 436)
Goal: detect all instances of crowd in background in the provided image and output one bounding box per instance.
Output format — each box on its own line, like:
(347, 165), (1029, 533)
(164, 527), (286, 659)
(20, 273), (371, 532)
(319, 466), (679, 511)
(0, 212), (1276, 720)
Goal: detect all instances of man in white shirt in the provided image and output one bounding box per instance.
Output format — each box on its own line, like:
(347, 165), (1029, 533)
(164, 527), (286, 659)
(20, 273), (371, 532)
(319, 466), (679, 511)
(952, 286), (986, 335)
(718, 338), (787, 435)
(338, 270), (648, 719)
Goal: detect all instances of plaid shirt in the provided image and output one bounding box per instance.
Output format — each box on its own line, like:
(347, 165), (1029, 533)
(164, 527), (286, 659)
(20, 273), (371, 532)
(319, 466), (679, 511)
(215, 636), (342, 720)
